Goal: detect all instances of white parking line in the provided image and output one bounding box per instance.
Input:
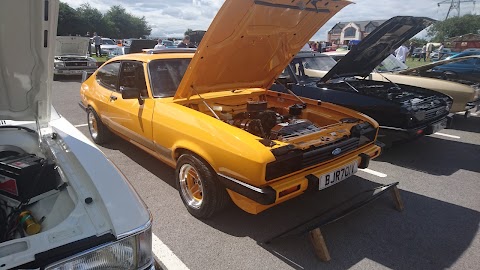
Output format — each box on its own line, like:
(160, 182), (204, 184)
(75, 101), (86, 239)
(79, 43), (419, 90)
(359, 168), (387, 178)
(435, 132), (460, 139)
(74, 123), (88, 127)
(152, 233), (190, 270)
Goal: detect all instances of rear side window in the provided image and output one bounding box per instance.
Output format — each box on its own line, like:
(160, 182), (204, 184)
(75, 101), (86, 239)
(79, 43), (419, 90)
(96, 62), (120, 91)
(148, 59), (191, 98)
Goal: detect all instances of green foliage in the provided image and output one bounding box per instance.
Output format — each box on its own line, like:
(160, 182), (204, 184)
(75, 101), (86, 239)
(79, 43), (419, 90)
(184, 28), (194, 37)
(427, 14), (480, 42)
(409, 37), (429, 47)
(57, 2), (151, 38)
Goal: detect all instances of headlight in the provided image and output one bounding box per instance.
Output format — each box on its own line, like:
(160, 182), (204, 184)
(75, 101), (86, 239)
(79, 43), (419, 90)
(54, 62), (65, 67)
(46, 223), (152, 270)
(88, 62), (97, 67)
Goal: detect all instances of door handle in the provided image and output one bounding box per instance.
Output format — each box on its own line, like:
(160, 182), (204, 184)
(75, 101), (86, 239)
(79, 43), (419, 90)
(110, 96), (117, 101)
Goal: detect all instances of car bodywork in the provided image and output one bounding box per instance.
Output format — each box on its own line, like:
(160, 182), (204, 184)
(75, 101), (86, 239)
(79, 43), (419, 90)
(0, 1), (153, 269)
(54, 36), (97, 77)
(326, 50), (480, 114)
(272, 16), (453, 143)
(80, 0), (383, 216)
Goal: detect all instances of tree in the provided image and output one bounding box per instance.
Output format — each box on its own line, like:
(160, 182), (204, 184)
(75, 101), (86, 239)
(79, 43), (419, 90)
(57, 2), (82, 35)
(184, 28), (194, 37)
(409, 37), (429, 47)
(427, 14), (480, 42)
(76, 4), (104, 36)
(103, 5), (151, 39)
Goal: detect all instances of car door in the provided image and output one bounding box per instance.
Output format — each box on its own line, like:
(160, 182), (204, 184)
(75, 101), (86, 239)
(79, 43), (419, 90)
(93, 61), (121, 126)
(108, 61), (155, 150)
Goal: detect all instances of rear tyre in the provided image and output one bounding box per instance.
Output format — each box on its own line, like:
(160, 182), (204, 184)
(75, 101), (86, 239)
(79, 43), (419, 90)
(176, 154), (229, 219)
(87, 108), (111, 144)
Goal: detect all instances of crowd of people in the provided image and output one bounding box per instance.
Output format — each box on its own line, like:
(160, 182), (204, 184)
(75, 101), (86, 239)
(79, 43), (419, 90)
(395, 42), (445, 63)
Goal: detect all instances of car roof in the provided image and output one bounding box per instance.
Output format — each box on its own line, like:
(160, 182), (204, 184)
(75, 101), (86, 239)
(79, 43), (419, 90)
(103, 50), (195, 63)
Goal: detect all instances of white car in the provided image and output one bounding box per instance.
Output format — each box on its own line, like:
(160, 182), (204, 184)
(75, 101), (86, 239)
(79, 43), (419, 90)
(54, 36), (97, 79)
(0, 1), (154, 269)
(90, 38), (118, 56)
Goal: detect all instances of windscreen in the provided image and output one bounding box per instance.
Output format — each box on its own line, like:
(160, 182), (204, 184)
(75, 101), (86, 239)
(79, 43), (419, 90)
(376, 54), (408, 72)
(148, 58), (191, 98)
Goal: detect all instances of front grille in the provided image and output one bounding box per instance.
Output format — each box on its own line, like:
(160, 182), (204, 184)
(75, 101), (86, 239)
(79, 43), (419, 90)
(424, 106), (447, 121)
(65, 61), (87, 67)
(301, 137), (360, 168)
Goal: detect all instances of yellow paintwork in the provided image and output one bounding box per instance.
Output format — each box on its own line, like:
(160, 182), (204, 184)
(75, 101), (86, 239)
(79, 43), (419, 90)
(80, 0), (384, 214)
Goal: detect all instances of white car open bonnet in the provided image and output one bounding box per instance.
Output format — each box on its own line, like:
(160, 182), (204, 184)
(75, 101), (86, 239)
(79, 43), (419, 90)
(56, 36), (89, 56)
(0, 0), (58, 127)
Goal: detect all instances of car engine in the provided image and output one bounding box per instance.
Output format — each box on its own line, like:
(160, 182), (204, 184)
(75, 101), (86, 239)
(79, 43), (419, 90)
(0, 145), (60, 244)
(223, 101), (321, 140)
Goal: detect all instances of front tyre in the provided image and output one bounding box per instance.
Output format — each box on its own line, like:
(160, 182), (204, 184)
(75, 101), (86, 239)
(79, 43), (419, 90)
(176, 154), (229, 219)
(87, 108), (111, 144)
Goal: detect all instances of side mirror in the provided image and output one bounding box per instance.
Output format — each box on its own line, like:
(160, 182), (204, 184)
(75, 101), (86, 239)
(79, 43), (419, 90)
(120, 86), (140, 99)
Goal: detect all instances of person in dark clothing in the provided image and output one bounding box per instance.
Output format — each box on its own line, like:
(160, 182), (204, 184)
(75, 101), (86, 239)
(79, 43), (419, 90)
(177, 35), (194, 48)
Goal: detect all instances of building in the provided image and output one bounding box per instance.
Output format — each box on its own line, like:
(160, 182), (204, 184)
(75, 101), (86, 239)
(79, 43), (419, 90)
(328, 20), (386, 45)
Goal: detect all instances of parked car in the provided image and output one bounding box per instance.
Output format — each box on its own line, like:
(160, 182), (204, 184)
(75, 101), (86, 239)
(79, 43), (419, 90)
(445, 50), (480, 60)
(162, 40), (176, 48)
(80, 0), (383, 218)
(54, 36), (97, 79)
(90, 37), (118, 56)
(428, 56), (480, 84)
(411, 47), (423, 59)
(430, 48), (452, 60)
(324, 50), (480, 114)
(0, 1), (154, 269)
(272, 16), (453, 145)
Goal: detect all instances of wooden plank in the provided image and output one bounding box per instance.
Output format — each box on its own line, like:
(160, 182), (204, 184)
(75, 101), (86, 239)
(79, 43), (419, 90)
(309, 228), (331, 262)
(391, 186), (404, 211)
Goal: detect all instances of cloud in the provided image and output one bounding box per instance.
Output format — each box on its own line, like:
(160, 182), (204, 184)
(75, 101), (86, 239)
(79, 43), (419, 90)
(62, 0), (480, 39)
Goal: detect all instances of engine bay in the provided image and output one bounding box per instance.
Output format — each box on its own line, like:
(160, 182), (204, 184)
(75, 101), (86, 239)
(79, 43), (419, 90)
(218, 101), (322, 141)
(0, 129), (68, 245)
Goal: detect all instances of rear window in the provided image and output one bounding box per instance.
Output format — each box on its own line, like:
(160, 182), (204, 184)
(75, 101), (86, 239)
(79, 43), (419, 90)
(148, 59), (191, 98)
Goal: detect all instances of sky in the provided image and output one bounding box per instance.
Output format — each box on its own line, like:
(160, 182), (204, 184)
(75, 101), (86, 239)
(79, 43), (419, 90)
(62, 0), (480, 40)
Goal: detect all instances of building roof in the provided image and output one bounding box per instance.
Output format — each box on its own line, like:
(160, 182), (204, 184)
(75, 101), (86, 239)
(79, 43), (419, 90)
(329, 20), (387, 33)
(447, 33), (480, 42)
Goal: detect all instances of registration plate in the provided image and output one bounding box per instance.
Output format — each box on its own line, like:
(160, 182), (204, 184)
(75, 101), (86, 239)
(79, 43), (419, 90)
(430, 118), (447, 134)
(318, 162), (358, 190)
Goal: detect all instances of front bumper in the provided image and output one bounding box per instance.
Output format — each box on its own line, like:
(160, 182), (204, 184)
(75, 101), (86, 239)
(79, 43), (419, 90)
(219, 143), (382, 214)
(54, 68), (96, 76)
(379, 115), (452, 141)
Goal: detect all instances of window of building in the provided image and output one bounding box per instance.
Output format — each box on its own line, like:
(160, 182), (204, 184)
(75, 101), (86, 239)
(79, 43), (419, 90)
(344, 27), (356, 38)
(331, 27), (342, 35)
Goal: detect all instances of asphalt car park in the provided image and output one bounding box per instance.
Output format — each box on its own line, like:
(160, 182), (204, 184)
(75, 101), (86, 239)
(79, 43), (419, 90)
(54, 77), (479, 270)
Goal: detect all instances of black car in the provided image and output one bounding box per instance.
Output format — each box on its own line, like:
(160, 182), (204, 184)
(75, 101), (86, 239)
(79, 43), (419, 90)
(271, 16), (452, 145)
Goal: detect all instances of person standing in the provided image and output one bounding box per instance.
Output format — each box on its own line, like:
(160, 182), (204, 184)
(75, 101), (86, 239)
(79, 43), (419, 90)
(154, 39), (166, 50)
(426, 42), (433, 61)
(177, 35), (193, 48)
(93, 32), (102, 57)
(419, 44), (427, 62)
(85, 32), (92, 56)
(394, 44), (408, 63)
(408, 42), (415, 60)
(438, 42), (445, 59)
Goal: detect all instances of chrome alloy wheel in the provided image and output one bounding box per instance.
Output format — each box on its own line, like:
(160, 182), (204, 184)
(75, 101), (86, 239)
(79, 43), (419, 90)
(88, 111), (98, 140)
(179, 164), (204, 209)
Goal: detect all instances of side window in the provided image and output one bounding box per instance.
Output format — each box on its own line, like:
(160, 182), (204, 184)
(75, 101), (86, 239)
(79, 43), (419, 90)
(119, 61), (148, 97)
(148, 59), (191, 98)
(96, 62), (120, 91)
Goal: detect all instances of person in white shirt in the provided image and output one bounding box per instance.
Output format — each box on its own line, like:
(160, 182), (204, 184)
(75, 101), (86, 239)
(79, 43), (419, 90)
(395, 44), (409, 63)
(154, 39), (166, 50)
(438, 43), (445, 59)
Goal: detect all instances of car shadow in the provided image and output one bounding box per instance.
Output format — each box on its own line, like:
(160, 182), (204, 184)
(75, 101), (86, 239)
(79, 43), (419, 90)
(99, 135), (177, 189)
(375, 135), (480, 176)
(450, 114), (480, 133)
(201, 178), (480, 270)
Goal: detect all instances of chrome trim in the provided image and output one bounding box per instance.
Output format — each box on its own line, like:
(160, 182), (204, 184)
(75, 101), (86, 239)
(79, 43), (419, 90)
(218, 173), (263, 193)
(117, 212), (153, 239)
